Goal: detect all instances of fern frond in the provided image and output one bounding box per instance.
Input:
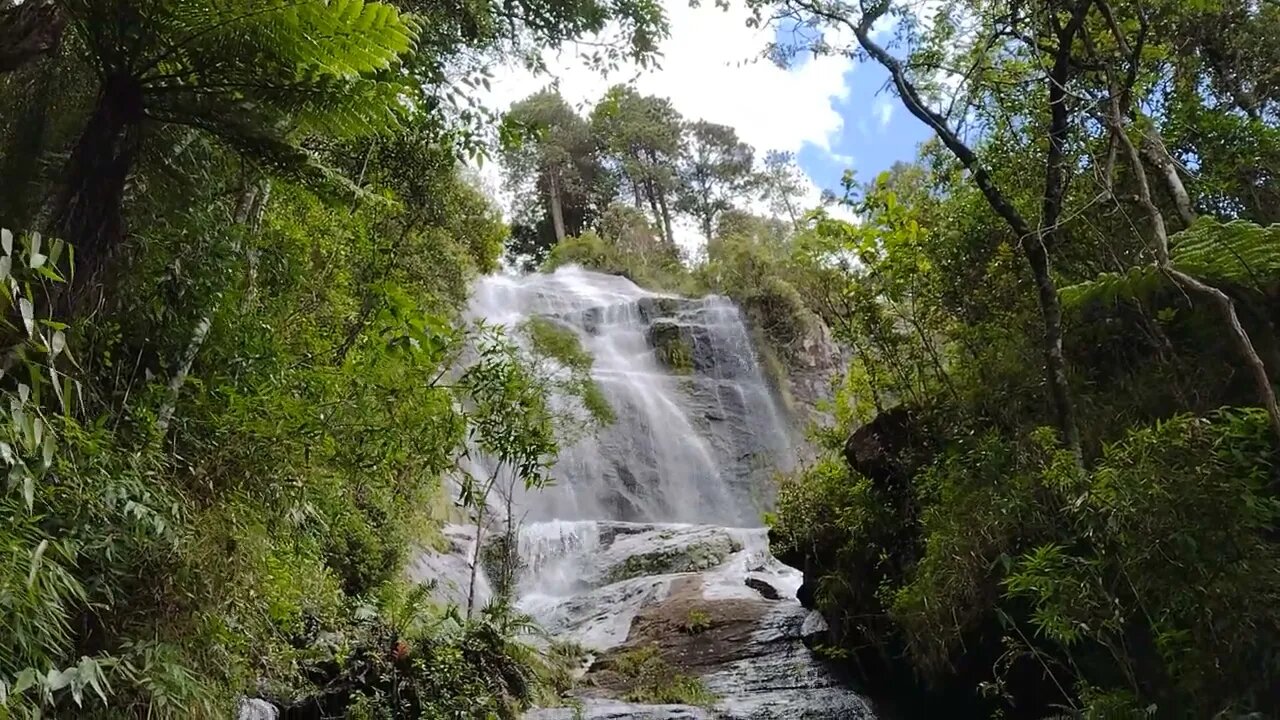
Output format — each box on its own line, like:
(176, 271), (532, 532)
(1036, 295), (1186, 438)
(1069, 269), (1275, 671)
(150, 0), (418, 81)
(1060, 265), (1165, 309)
(1171, 218), (1280, 289)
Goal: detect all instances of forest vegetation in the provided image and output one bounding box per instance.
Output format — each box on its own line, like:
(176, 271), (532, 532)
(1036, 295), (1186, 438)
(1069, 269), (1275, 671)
(1, 0), (1278, 718)
(0, 0), (662, 717)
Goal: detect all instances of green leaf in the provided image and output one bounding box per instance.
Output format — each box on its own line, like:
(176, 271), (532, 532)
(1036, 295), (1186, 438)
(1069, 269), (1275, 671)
(28, 539), (48, 586)
(1, 227), (11, 255)
(1171, 218), (1280, 288)
(19, 297), (34, 336)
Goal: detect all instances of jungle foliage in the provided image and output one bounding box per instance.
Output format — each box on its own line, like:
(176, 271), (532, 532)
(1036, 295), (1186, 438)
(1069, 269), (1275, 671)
(0, 0), (665, 717)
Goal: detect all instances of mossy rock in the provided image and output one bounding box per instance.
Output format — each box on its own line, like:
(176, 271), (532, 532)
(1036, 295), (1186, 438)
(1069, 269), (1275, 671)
(636, 296), (684, 322)
(648, 321), (694, 375)
(604, 534), (742, 583)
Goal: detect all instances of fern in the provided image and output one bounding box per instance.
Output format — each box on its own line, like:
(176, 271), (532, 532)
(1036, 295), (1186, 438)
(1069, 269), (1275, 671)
(1059, 265), (1164, 309)
(1171, 218), (1280, 288)
(1061, 219), (1280, 309)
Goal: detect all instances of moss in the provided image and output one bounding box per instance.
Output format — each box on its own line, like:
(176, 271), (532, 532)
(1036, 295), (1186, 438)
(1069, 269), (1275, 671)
(610, 645), (717, 707)
(524, 317), (592, 371)
(604, 535), (742, 583)
(523, 316), (616, 426)
(649, 321), (694, 374)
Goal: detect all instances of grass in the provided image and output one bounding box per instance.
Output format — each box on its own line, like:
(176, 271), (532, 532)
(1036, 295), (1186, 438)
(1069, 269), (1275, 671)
(677, 608), (712, 635)
(611, 645), (717, 707)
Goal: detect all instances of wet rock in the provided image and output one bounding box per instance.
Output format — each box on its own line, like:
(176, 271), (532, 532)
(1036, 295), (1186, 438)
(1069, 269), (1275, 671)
(527, 700), (711, 720)
(237, 698), (279, 720)
(526, 532), (872, 720)
(605, 531), (743, 583)
(744, 576), (781, 600)
(406, 524), (489, 609)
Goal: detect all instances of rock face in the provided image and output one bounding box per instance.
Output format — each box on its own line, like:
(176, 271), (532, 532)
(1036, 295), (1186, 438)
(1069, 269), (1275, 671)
(777, 313), (843, 428)
(515, 522), (874, 720)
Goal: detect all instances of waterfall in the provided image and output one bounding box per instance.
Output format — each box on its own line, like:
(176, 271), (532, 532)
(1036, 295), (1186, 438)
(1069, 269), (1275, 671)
(467, 265), (794, 526)
(421, 266), (874, 719)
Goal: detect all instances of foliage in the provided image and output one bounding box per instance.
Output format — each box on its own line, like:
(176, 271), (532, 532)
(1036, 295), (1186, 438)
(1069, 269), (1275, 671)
(607, 645), (716, 707)
(678, 609), (713, 635)
(0, 0), (671, 713)
(1061, 219), (1280, 308)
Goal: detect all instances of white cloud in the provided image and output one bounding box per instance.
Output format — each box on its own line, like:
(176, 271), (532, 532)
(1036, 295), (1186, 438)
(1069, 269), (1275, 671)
(478, 0), (859, 252)
(875, 100), (894, 130)
(829, 151), (856, 169)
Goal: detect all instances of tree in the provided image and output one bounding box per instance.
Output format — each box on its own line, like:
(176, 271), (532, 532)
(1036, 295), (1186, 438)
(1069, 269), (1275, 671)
(675, 121), (755, 240)
(45, 0), (421, 305)
(0, 0), (63, 73)
(758, 0), (1092, 464)
(591, 85), (684, 247)
(501, 89), (600, 268)
(757, 149), (807, 228)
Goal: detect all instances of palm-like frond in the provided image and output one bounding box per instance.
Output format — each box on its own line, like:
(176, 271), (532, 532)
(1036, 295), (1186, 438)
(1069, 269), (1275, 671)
(143, 0), (419, 80)
(1059, 266), (1165, 309)
(1061, 219), (1280, 309)
(1171, 218), (1280, 289)
(60, 0), (420, 139)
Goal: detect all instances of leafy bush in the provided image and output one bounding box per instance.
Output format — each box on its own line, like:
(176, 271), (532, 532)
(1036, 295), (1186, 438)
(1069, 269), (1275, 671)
(678, 609), (713, 635)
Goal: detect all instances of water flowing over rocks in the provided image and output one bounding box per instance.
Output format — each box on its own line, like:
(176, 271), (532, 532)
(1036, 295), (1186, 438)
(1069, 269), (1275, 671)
(433, 267), (874, 719)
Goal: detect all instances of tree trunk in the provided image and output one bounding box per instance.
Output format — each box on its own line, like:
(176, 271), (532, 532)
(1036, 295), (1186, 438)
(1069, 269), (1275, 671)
(657, 190), (675, 249)
(644, 180), (665, 243)
(0, 0), (64, 73)
(1140, 131), (1195, 228)
(547, 169), (567, 243)
(53, 74), (145, 307)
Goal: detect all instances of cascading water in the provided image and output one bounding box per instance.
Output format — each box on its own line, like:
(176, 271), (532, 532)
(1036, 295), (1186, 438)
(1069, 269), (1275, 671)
(421, 266), (874, 719)
(467, 266), (793, 525)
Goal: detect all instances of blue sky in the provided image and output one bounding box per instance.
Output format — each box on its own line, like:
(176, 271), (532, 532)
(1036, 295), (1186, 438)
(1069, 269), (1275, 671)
(798, 63), (933, 192)
(775, 21), (932, 195)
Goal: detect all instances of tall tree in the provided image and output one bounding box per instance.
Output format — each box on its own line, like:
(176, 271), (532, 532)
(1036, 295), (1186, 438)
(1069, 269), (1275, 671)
(590, 85), (684, 247)
(501, 89), (600, 267)
(758, 149), (807, 228)
(43, 0), (421, 305)
(758, 0), (1093, 464)
(676, 120), (756, 240)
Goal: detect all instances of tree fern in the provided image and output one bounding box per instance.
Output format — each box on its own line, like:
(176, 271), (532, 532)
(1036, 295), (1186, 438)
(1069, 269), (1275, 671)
(1061, 219), (1280, 309)
(1171, 218), (1280, 288)
(50, 0), (421, 294)
(1060, 265), (1165, 309)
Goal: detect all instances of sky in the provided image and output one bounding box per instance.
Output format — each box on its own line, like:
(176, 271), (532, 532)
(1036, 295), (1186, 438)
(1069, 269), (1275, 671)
(480, 0), (934, 249)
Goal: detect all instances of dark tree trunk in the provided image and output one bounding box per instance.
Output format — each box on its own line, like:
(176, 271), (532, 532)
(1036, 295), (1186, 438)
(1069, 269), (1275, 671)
(52, 73), (145, 307)
(850, 6), (1084, 464)
(644, 180), (664, 243)
(0, 0), (64, 73)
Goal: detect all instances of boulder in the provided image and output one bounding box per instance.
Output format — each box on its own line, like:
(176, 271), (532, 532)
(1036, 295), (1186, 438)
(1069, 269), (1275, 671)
(604, 532), (743, 584)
